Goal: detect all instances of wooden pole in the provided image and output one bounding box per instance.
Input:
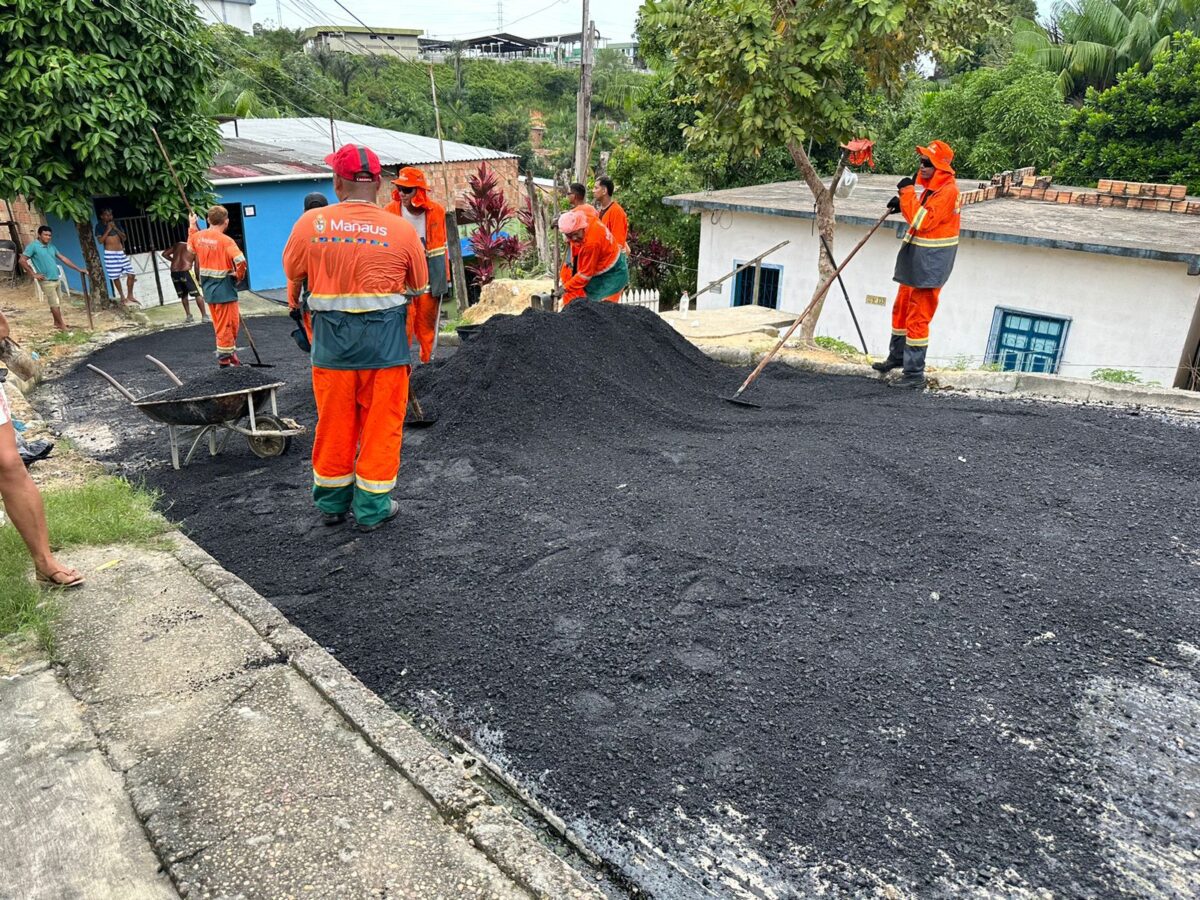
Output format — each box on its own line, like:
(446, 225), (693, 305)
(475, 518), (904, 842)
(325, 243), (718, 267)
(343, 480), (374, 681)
(727, 211), (890, 401)
(150, 127), (194, 217)
(429, 65), (470, 313)
(552, 180), (561, 302)
(573, 15), (593, 182)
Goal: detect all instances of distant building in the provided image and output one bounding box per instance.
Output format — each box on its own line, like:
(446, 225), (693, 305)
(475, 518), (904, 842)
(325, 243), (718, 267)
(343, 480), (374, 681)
(420, 30), (605, 65)
(607, 42), (644, 70)
(302, 25), (422, 58)
(666, 174), (1200, 389)
(193, 0), (255, 33)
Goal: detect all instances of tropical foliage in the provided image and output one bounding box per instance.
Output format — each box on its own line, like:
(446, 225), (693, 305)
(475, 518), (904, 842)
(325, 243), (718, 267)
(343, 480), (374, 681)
(881, 58), (1066, 178)
(1015, 0), (1200, 98)
(461, 163), (526, 288)
(0, 0), (220, 300)
(1056, 32), (1200, 191)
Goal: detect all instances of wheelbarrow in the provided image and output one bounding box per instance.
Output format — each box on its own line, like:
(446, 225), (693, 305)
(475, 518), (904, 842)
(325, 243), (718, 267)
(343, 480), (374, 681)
(88, 355), (304, 470)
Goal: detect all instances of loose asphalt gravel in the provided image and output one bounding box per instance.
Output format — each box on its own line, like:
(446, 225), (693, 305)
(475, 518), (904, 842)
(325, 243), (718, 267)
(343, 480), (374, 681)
(47, 304), (1200, 898)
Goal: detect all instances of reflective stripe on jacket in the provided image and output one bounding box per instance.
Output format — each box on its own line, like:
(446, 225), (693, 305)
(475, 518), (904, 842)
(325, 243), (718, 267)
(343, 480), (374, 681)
(893, 170), (961, 289)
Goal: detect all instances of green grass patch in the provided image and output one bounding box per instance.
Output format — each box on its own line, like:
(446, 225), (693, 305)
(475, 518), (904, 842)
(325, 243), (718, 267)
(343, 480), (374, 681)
(1, 476), (167, 647)
(1091, 367), (1141, 384)
(814, 335), (861, 356)
(51, 330), (92, 346)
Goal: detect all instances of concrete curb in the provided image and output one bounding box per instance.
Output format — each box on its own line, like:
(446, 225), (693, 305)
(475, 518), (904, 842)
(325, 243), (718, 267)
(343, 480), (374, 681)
(170, 532), (603, 900)
(700, 346), (1200, 415)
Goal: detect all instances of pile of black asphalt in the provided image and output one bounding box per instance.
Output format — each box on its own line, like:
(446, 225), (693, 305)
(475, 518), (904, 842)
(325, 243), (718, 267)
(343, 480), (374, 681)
(52, 303), (1199, 897)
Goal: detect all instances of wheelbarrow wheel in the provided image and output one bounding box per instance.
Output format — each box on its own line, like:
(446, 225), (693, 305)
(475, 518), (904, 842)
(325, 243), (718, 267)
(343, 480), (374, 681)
(246, 414), (291, 459)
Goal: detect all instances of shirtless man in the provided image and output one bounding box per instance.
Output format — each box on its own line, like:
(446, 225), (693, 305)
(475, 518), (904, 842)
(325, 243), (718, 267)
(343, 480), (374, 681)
(94, 208), (137, 305)
(161, 240), (208, 323)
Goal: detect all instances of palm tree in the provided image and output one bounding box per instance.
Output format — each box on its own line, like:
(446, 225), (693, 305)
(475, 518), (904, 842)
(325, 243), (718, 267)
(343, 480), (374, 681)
(1015, 0), (1200, 99)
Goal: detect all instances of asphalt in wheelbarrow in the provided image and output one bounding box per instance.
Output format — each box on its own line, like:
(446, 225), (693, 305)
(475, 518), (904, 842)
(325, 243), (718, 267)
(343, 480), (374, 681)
(49, 307), (1200, 898)
(138, 365), (280, 404)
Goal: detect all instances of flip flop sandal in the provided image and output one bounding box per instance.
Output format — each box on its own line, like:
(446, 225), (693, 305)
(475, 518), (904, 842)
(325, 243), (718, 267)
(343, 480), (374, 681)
(36, 568), (85, 589)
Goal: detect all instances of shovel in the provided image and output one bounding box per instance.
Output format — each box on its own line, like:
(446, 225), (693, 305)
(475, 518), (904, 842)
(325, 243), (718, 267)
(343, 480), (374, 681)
(237, 317), (273, 368)
(724, 209), (892, 407)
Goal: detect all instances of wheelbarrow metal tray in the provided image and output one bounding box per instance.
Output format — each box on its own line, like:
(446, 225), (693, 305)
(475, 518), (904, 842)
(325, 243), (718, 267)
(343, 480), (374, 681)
(134, 383), (286, 427)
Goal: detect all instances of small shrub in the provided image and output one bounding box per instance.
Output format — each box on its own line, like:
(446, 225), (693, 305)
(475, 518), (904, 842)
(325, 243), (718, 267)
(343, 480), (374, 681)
(815, 335), (860, 356)
(1091, 368), (1141, 384)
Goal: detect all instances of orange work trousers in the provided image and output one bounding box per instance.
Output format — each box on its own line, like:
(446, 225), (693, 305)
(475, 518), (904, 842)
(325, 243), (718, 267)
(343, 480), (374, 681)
(311, 365), (410, 525)
(209, 301), (240, 360)
(891, 285), (940, 347)
(406, 294), (439, 364)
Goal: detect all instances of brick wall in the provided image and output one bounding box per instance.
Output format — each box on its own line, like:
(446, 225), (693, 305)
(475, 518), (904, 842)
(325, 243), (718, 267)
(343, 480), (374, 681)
(374, 158), (523, 214)
(2, 195), (47, 245)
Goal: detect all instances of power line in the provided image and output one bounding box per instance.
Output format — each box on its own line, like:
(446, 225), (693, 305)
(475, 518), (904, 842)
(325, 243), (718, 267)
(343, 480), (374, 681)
(104, 0), (366, 149)
(429, 0), (570, 40)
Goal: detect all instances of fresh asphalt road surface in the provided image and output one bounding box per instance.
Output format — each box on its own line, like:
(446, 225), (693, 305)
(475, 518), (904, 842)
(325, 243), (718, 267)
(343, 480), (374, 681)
(50, 306), (1200, 898)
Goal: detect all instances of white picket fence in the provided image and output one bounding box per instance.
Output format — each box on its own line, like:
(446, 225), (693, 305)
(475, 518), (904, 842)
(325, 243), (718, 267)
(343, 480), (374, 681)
(619, 288), (662, 312)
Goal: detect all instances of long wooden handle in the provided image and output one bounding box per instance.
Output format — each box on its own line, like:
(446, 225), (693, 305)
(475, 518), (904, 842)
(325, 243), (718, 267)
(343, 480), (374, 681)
(151, 126), (194, 218)
(730, 210), (892, 399)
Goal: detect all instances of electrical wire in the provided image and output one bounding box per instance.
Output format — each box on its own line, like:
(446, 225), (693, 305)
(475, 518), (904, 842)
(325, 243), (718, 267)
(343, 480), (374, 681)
(102, 0), (346, 146)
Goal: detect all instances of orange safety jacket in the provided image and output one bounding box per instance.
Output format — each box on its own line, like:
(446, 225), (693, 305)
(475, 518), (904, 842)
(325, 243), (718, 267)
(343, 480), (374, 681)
(188, 223), (246, 304)
(562, 219), (621, 302)
(282, 201), (428, 370)
(559, 203), (601, 284)
(894, 168), (960, 289)
(597, 200), (628, 251)
(384, 197), (450, 297)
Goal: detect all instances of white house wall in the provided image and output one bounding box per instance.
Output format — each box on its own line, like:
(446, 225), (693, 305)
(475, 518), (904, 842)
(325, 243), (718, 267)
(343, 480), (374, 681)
(696, 210), (1200, 383)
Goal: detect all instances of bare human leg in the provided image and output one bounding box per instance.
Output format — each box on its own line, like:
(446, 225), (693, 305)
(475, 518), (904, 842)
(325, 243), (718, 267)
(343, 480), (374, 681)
(0, 420), (81, 585)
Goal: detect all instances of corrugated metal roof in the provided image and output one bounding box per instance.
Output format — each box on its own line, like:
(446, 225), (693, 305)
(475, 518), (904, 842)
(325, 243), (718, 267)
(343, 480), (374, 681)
(209, 137), (331, 183)
(217, 118), (515, 168)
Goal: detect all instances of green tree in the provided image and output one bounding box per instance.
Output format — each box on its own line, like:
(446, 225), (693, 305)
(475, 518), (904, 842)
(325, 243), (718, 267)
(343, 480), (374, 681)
(884, 58), (1066, 178)
(0, 0), (220, 303)
(1015, 0), (1200, 99)
(1056, 31), (1200, 191)
(642, 0), (1005, 342)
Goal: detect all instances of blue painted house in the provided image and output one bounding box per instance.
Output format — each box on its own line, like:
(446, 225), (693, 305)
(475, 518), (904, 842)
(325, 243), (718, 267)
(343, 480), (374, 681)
(43, 117), (516, 305)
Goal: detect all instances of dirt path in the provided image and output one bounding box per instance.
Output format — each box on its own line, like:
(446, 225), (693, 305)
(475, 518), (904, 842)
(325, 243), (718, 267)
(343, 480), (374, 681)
(42, 306), (1200, 898)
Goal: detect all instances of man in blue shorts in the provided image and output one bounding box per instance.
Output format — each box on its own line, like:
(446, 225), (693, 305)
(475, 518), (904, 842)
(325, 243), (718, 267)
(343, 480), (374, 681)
(95, 208), (137, 306)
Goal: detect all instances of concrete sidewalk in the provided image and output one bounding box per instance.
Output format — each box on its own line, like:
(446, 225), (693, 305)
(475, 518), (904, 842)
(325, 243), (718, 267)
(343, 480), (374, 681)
(0, 660), (177, 900)
(5, 538), (601, 900)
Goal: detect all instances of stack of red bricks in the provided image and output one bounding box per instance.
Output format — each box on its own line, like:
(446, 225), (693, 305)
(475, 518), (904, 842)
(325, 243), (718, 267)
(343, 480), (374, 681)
(1007, 174), (1200, 214)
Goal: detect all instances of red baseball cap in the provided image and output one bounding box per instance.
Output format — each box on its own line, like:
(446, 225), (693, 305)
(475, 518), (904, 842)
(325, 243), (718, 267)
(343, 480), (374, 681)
(325, 143), (382, 182)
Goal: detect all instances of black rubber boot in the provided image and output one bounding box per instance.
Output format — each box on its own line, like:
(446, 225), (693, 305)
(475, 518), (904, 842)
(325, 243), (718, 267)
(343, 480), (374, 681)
(872, 334), (906, 373)
(890, 343), (928, 390)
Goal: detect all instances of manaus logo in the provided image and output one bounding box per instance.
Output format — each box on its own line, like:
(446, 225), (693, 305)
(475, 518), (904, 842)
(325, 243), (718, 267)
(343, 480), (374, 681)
(314, 214), (326, 234)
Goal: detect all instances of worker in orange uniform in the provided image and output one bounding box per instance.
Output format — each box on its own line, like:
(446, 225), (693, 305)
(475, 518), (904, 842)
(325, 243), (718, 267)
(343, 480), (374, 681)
(385, 167), (450, 363)
(282, 144), (428, 532)
(593, 176), (628, 252)
(188, 206), (247, 366)
(557, 182), (600, 291)
(874, 140), (961, 390)
(557, 208), (628, 307)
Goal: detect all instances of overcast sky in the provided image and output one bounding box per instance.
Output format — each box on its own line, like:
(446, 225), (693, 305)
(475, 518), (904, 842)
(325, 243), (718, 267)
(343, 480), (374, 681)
(255, 0), (1057, 44)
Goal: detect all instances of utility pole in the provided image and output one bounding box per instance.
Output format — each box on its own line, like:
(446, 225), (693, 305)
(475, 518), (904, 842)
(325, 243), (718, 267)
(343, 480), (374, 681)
(573, 10), (594, 183)
(497, 0), (503, 29)
(276, 0), (283, 27)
